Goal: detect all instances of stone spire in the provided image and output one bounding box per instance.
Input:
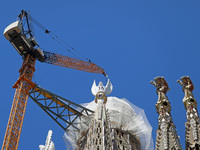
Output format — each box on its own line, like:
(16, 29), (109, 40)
(178, 76), (200, 149)
(151, 76), (182, 150)
(85, 90), (112, 149)
(79, 79), (113, 150)
(76, 79), (142, 150)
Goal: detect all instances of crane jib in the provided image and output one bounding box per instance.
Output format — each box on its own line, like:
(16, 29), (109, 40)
(43, 51), (106, 75)
(3, 19), (106, 76)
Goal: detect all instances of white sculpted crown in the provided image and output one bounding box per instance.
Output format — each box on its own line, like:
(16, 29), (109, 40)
(91, 79), (113, 96)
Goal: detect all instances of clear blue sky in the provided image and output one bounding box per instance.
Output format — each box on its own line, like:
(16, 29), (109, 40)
(1, 1), (200, 149)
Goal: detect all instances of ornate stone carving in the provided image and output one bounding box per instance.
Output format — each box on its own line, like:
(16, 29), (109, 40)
(151, 76), (171, 114)
(91, 79), (113, 103)
(151, 76), (182, 150)
(77, 79), (141, 150)
(39, 130), (55, 150)
(178, 76), (200, 149)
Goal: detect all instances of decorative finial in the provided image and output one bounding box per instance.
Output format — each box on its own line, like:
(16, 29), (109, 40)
(177, 76), (196, 108)
(150, 76), (170, 103)
(151, 76), (171, 114)
(177, 76), (194, 96)
(39, 130), (55, 150)
(91, 79), (113, 103)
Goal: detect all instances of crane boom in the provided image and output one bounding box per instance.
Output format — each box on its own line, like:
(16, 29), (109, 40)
(43, 51), (106, 76)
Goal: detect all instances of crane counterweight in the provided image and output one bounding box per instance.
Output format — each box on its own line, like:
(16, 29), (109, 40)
(3, 21), (45, 62)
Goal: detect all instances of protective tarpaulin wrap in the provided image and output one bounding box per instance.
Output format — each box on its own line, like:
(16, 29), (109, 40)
(63, 97), (154, 150)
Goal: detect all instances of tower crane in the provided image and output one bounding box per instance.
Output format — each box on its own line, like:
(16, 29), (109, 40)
(2, 10), (106, 150)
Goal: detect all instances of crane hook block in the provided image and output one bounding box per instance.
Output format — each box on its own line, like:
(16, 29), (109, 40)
(3, 21), (45, 62)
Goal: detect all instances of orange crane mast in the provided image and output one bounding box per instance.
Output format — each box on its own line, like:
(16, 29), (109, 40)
(2, 55), (36, 150)
(2, 10), (106, 150)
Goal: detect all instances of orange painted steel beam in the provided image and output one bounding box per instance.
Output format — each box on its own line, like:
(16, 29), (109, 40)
(43, 51), (107, 76)
(2, 55), (36, 150)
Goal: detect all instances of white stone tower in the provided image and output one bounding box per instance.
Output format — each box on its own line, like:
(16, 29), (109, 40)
(77, 79), (141, 149)
(64, 79), (153, 150)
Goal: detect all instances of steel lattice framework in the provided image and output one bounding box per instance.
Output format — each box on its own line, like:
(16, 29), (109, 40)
(29, 85), (94, 131)
(2, 55), (36, 150)
(43, 51), (106, 76)
(2, 10), (106, 150)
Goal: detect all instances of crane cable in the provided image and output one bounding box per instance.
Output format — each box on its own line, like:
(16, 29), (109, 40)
(30, 16), (92, 63)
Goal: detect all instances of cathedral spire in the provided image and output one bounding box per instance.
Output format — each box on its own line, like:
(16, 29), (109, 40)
(151, 76), (182, 150)
(75, 79), (143, 149)
(178, 76), (200, 149)
(79, 79), (113, 150)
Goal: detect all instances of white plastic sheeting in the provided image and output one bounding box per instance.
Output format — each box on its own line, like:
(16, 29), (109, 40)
(63, 97), (154, 150)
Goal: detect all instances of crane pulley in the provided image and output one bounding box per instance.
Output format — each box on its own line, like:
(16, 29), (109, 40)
(2, 10), (106, 150)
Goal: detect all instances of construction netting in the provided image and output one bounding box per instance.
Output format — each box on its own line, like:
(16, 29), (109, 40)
(63, 97), (154, 150)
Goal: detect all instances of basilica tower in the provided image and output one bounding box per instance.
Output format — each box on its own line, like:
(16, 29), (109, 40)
(178, 76), (200, 150)
(64, 79), (153, 150)
(151, 77), (182, 150)
(76, 79), (141, 150)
